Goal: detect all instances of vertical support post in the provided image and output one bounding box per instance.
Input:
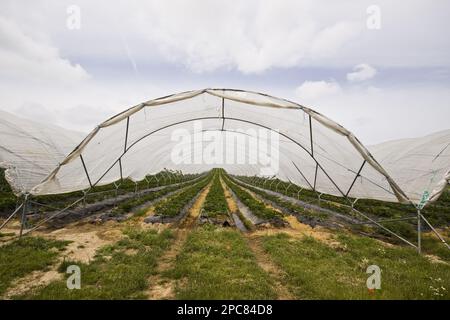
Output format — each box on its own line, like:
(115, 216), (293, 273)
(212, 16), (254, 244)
(19, 194), (29, 238)
(297, 188), (302, 200)
(134, 182), (138, 194)
(269, 179), (276, 189)
(417, 208), (422, 254)
(275, 180), (282, 192)
(285, 182), (292, 195)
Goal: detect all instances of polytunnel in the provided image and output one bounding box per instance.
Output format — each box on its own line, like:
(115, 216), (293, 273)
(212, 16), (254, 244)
(0, 89), (448, 208)
(1, 88), (449, 253)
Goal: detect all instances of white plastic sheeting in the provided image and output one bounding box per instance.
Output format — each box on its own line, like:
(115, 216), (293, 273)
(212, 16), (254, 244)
(0, 110), (84, 194)
(369, 129), (450, 205)
(0, 89), (448, 206)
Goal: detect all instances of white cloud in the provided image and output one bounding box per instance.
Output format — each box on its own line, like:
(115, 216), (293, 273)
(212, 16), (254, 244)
(346, 63), (377, 82)
(295, 80), (341, 101)
(2, 1), (450, 73)
(139, 1), (363, 73)
(0, 16), (89, 82)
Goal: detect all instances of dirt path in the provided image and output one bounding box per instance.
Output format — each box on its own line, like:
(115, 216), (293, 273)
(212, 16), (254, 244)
(220, 178), (238, 213)
(178, 184), (211, 229)
(245, 234), (295, 300)
(146, 184), (211, 299)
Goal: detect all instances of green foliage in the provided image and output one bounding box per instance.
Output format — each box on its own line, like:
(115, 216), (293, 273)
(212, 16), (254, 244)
(154, 175), (212, 217)
(110, 178), (201, 216)
(231, 176), (328, 221)
(202, 172), (228, 218)
(222, 175), (281, 220)
(238, 175), (450, 242)
(0, 168), (201, 215)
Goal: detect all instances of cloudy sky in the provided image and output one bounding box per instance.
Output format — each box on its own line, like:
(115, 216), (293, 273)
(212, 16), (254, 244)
(0, 0), (449, 144)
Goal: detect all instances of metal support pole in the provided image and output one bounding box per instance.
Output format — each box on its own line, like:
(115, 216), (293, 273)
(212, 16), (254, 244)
(134, 182), (138, 194)
(297, 188), (302, 200)
(285, 182), (292, 194)
(417, 209), (421, 254)
(351, 198), (359, 210)
(0, 203), (23, 230)
(275, 180), (282, 192)
(419, 213), (450, 250)
(269, 179), (276, 189)
(19, 194), (29, 238)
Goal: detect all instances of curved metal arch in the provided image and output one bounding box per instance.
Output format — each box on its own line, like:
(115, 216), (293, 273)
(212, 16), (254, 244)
(89, 116), (349, 200)
(32, 88), (409, 203)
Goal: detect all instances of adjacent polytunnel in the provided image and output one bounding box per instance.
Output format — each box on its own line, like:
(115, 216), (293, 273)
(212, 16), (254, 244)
(1, 88), (442, 207)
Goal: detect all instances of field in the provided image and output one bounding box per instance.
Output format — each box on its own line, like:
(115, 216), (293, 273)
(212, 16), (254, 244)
(0, 168), (449, 300)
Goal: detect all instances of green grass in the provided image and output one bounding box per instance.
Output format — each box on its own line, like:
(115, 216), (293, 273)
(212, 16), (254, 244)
(15, 228), (174, 299)
(262, 232), (450, 299)
(0, 237), (69, 295)
(166, 225), (277, 299)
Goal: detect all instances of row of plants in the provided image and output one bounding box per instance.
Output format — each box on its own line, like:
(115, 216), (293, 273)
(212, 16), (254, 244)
(109, 176), (205, 216)
(234, 175), (425, 243)
(238, 175), (450, 226)
(221, 173), (282, 220)
(237, 176), (354, 215)
(229, 175), (328, 222)
(0, 168), (202, 215)
(153, 174), (213, 217)
(202, 171), (229, 218)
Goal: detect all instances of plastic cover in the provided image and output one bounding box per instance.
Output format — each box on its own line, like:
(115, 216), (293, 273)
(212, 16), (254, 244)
(0, 89), (448, 206)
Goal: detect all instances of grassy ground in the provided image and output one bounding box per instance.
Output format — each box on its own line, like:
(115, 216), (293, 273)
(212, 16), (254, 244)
(165, 225), (277, 299)
(15, 228), (174, 299)
(262, 232), (450, 299)
(0, 237), (69, 295)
